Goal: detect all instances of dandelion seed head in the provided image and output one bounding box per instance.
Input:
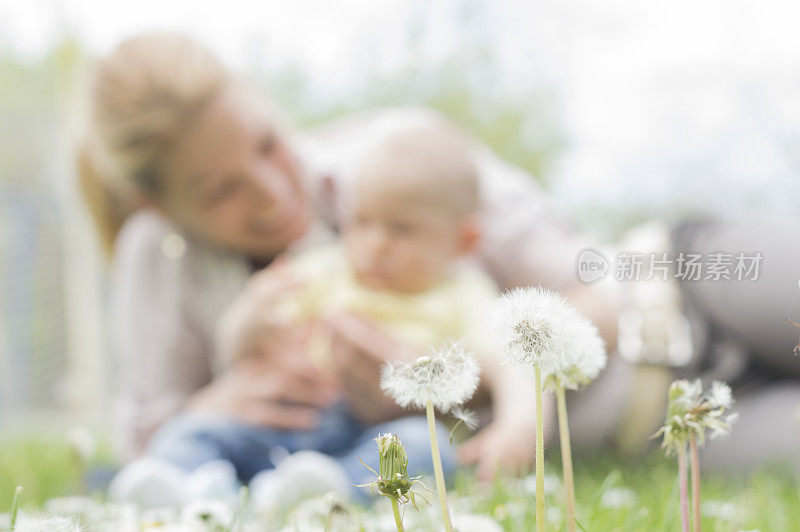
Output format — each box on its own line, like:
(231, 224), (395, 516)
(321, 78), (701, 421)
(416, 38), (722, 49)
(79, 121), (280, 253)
(666, 379), (702, 415)
(545, 321), (606, 390)
(492, 287), (601, 378)
(655, 378), (737, 453)
(380, 342), (480, 413)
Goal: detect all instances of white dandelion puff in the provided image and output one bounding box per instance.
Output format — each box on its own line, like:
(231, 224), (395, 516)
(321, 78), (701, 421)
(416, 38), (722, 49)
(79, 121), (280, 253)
(654, 379), (736, 453)
(545, 321), (607, 391)
(653, 379), (737, 532)
(492, 286), (606, 532)
(491, 287), (595, 376)
(380, 343), (480, 414)
(380, 343), (479, 532)
(675, 379), (703, 405)
(708, 381), (733, 410)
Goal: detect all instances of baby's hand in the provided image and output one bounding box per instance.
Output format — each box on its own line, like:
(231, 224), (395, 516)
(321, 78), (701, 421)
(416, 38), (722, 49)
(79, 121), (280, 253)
(217, 258), (306, 361)
(324, 313), (408, 424)
(457, 417), (538, 482)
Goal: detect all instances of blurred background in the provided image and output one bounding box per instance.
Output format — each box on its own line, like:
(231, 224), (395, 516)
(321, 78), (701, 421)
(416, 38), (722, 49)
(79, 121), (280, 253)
(1, 0), (799, 439)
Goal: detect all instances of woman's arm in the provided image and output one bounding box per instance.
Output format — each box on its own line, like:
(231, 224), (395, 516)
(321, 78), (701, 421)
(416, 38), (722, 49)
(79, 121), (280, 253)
(112, 213), (340, 456)
(111, 212), (215, 455)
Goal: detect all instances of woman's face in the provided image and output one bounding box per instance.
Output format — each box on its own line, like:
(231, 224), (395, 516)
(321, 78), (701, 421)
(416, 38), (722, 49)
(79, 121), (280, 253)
(157, 85), (311, 260)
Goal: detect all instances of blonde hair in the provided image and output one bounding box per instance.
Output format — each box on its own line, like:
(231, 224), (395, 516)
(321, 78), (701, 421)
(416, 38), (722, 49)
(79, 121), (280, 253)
(78, 32), (230, 256)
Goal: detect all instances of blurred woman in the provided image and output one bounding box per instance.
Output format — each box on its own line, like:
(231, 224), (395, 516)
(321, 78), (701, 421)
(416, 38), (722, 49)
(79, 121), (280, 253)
(79, 32), (621, 504)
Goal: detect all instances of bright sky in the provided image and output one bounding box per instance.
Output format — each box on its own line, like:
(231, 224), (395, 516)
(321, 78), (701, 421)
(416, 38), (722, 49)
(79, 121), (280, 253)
(2, 0), (800, 220)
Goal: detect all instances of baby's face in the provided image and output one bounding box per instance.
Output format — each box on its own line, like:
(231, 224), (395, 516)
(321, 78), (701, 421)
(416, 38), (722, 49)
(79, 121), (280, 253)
(343, 180), (472, 293)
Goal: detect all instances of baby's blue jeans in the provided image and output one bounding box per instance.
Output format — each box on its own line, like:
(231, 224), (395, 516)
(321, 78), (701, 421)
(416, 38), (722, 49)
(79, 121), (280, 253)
(146, 401), (455, 495)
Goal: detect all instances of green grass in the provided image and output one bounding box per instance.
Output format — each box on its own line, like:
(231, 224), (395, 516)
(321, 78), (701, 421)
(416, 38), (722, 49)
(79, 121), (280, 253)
(0, 434), (114, 509)
(0, 436), (83, 507)
(450, 455), (800, 531)
(1, 437), (798, 530)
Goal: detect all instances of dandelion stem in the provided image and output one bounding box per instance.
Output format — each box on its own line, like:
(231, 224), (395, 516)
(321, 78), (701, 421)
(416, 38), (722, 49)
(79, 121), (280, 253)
(677, 443), (690, 532)
(689, 433), (702, 532)
(390, 497), (405, 532)
(233, 486), (249, 532)
(426, 400), (454, 532)
(10, 486), (22, 531)
(556, 384), (576, 532)
(534, 365), (546, 532)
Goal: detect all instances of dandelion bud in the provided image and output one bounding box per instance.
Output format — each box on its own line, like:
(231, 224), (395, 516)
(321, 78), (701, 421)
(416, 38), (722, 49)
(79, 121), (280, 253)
(491, 287), (594, 375)
(375, 434), (413, 500)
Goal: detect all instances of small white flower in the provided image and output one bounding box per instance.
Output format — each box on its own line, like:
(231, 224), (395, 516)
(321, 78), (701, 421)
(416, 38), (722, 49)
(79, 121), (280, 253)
(180, 500), (233, 529)
(141, 507), (179, 528)
(144, 524), (196, 532)
(701, 500), (739, 522)
(44, 497), (102, 520)
(66, 426), (97, 463)
(521, 473), (561, 496)
(94, 503), (139, 529)
(14, 515), (82, 532)
(380, 343), (480, 414)
(545, 506), (563, 524)
(491, 287), (596, 377)
(284, 492), (360, 532)
(451, 513), (503, 532)
(600, 487), (637, 509)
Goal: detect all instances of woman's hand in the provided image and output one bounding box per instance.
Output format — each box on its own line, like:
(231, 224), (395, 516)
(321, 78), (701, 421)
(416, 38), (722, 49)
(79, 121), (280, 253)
(325, 313), (411, 425)
(198, 258), (341, 429)
(188, 349), (340, 430)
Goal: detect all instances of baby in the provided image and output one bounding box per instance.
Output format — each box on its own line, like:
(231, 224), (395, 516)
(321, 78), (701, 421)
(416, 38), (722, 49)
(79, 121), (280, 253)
(281, 123), (495, 365)
(116, 124), (536, 510)
(244, 124), (535, 488)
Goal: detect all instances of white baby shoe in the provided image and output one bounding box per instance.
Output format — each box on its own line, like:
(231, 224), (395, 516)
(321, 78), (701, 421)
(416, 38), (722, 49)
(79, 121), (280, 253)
(110, 457), (240, 508)
(109, 456), (189, 508)
(249, 450), (351, 513)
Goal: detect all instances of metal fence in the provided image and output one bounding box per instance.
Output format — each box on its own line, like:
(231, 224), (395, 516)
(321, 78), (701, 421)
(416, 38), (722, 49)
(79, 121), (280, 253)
(0, 187), (69, 425)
